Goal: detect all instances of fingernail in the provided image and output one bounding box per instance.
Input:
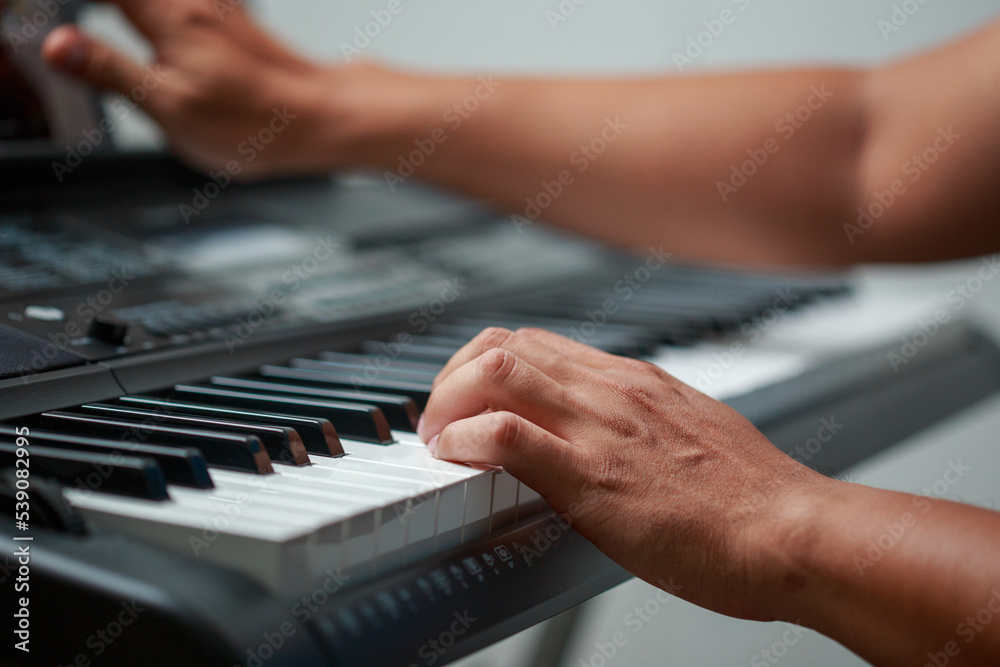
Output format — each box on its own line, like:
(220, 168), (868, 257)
(427, 435), (439, 458)
(62, 36), (89, 71)
(416, 414), (425, 441)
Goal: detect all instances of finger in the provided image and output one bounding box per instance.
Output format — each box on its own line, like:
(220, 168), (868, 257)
(432, 327), (603, 392)
(101, 0), (210, 40)
(421, 348), (583, 443)
(431, 411), (584, 505)
(42, 26), (154, 102)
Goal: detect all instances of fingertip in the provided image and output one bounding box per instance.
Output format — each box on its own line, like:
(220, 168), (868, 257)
(42, 25), (89, 72)
(426, 434), (439, 458)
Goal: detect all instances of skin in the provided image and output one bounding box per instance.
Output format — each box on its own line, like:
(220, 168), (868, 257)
(40, 3), (1000, 665)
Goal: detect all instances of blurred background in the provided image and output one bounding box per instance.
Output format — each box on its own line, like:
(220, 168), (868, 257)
(80, 2), (1000, 665)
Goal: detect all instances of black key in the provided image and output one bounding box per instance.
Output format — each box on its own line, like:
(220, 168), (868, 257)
(448, 316), (651, 356)
(117, 396), (343, 456)
(0, 425), (212, 489)
(360, 336), (466, 363)
(0, 442), (168, 501)
(317, 351), (443, 374)
(256, 365), (432, 410)
(372, 343), (457, 363)
(291, 357), (439, 383)
(172, 385), (394, 445)
(77, 403), (311, 466)
(36, 412), (273, 474)
(511, 301), (710, 342)
(229, 374), (419, 431)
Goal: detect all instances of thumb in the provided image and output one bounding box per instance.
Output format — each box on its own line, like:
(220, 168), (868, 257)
(42, 25), (153, 102)
(432, 411), (586, 510)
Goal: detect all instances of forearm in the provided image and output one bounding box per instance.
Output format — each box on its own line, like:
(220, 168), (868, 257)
(45, 6), (1000, 266)
(325, 19), (1000, 267)
(761, 480), (1000, 666)
(335, 66), (870, 266)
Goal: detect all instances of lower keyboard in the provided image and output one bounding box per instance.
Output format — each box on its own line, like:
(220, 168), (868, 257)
(1, 511), (626, 667)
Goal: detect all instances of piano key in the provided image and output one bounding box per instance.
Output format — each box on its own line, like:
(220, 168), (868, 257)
(449, 313), (653, 341)
(204, 473), (389, 569)
(64, 483), (340, 592)
(490, 471), (519, 530)
(117, 396), (343, 456)
(172, 384), (393, 445)
(0, 425), (212, 489)
(336, 437), (496, 548)
(274, 443), (487, 559)
(388, 344), (466, 364)
(257, 365), (432, 409)
(517, 483), (546, 517)
(386, 427), (510, 540)
(77, 403), (311, 466)
(446, 316), (653, 356)
(211, 375), (419, 431)
(0, 442), (168, 500)
(214, 462), (453, 569)
(513, 299), (718, 336)
(317, 350), (443, 374)
(36, 411), (273, 474)
(292, 357), (440, 382)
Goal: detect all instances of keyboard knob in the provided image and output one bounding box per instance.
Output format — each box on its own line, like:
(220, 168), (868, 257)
(88, 315), (130, 346)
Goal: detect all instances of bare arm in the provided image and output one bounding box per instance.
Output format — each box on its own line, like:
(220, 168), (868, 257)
(39, 6), (1000, 663)
(43, 6), (1000, 266)
(770, 482), (1000, 666)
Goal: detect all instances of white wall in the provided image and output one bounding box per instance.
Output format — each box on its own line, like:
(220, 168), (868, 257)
(252, 0), (1000, 72)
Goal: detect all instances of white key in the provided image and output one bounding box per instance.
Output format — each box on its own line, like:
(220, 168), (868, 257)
(491, 471), (519, 530)
(339, 439), (497, 547)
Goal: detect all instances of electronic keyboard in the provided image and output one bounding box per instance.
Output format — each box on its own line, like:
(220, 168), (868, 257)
(2, 177), (999, 667)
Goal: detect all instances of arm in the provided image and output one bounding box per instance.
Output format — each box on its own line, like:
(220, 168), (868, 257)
(42, 4), (1000, 266)
(418, 327), (1000, 667)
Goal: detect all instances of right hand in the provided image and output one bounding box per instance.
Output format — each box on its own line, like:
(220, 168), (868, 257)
(42, 0), (382, 178)
(420, 327), (830, 622)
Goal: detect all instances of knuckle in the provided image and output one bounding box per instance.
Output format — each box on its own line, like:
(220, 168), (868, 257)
(476, 347), (517, 385)
(620, 357), (665, 379)
(608, 377), (655, 406)
(514, 326), (551, 340)
(474, 327), (514, 353)
(163, 85), (199, 115)
(585, 447), (631, 495)
(169, 4), (221, 28)
(488, 412), (522, 449)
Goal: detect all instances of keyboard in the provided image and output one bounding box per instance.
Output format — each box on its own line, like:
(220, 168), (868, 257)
(3, 199), (999, 667)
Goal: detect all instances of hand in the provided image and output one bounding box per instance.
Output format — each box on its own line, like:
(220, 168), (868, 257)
(419, 327), (831, 621)
(41, 0), (383, 178)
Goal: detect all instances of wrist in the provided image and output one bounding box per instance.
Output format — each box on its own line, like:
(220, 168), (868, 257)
(306, 62), (458, 172)
(741, 471), (846, 623)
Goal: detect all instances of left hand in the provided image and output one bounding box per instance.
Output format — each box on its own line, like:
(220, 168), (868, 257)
(41, 0), (388, 179)
(419, 327), (830, 621)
